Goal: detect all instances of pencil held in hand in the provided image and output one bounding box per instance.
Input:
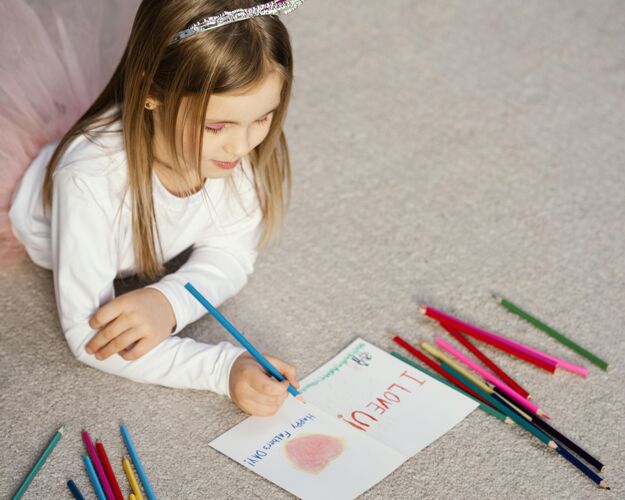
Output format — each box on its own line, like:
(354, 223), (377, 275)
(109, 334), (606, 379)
(184, 282), (303, 401)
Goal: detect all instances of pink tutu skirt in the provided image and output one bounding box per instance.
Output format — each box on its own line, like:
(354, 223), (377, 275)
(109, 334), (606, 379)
(0, 0), (139, 265)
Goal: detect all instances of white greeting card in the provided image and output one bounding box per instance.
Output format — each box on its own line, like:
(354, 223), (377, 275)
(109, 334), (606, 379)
(210, 338), (477, 499)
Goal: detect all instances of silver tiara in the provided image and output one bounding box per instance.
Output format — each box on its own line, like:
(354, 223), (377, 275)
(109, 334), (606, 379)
(170, 0), (305, 44)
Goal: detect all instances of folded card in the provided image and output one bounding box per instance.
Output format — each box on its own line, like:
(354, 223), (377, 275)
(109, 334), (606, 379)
(210, 338), (477, 499)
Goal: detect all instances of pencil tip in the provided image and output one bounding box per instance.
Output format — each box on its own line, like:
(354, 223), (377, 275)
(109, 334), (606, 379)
(418, 305), (426, 315)
(548, 441), (557, 449)
(59, 425), (66, 434)
(491, 293), (501, 303)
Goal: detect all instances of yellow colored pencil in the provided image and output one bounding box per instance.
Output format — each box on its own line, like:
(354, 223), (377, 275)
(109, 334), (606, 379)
(129, 495), (136, 500)
(420, 341), (532, 420)
(122, 456), (143, 500)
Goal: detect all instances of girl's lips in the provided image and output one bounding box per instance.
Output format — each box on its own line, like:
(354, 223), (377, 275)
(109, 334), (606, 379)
(213, 159), (240, 170)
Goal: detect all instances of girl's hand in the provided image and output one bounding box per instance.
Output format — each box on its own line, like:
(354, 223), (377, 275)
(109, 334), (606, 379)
(86, 288), (176, 361)
(229, 353), (300, 416)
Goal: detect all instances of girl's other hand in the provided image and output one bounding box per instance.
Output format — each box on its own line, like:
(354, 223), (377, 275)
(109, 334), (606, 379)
(229, 353), (300, 416)
(85, 288), (176, 361)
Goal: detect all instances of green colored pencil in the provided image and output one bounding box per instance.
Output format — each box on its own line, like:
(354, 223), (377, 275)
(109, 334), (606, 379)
(13, 425), (65, 500)
(391, 351), (512, 424)
(493, 294), (608, 370)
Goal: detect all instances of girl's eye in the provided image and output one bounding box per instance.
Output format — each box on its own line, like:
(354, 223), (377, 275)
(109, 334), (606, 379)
(204, 113), (273, 135)
(205, 124), (225, 135)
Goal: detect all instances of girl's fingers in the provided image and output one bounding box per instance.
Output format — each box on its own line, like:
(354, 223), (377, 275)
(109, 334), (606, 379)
(120, 337), (158, 361)
(248, 366), (289, 397)
(86, 315), (132, 354)
(88, 298), (123, 329)
(264, 354), (299, 388)
(245, 401), (283, 417)
(241, 391), (287, 416)
(94, 328), (141, 360)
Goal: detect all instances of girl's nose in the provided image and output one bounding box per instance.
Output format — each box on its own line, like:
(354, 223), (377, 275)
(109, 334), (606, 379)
(224, 129), (251, 158)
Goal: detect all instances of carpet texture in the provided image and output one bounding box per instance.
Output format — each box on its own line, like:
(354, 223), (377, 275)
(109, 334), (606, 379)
(1, 1), (624, 498)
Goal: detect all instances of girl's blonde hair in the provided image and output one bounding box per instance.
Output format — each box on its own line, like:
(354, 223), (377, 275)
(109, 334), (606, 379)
(42, 0), (293, 280)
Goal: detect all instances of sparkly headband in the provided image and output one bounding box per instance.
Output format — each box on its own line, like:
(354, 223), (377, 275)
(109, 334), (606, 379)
(170, 0), (305, 44)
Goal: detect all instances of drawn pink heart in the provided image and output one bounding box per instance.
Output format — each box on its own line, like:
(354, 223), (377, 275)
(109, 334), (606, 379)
(285, 434), (344, 473)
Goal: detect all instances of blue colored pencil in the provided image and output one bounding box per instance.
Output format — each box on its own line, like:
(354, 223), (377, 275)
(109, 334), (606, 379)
(184, 282), (302, 399)
(120, 423), (156, 500)
(67, 479), (85, 500)
(82, 456), (105, 500)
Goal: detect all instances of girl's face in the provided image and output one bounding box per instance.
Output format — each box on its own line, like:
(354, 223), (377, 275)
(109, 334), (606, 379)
(156, 71), (283, 183)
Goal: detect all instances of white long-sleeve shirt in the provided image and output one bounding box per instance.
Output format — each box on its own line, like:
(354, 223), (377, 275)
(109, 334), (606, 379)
(8, 119), (264, 395)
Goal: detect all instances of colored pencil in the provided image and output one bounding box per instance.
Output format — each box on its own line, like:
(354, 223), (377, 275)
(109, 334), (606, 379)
(122, 456), (143, 500)
(555, 445), (609, 489)
(185, 282), (302, 400)
(420, 341), (533, 420)
(424, 306), (559, 371)
(67, 480), (85, 500)
(130, 495), (137, 500)
(439, 363), (554, 446)
(421, 306), (558, 372)
(392, 335), (492, 406)
(441, 364), (609, 488)
(490, 393), (604, 472)
(460, 322), (588, 377)
(440, 322), (531, 399)
(13, 425), (65, 500)
(494, 295), (608, 371)
(96, 440), (124, 500)
(83, 455), (106, 500)
(435, 337), (548, 417)
(120, 423), (155, 500)
(443, 312), (588, 377)
(81, 430), (114, 500)
(452, 325), (559, 372)
(391, 351), (512, 424)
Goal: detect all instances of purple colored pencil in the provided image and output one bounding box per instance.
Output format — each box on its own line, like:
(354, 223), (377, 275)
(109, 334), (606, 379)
(81, 430), (115, 500)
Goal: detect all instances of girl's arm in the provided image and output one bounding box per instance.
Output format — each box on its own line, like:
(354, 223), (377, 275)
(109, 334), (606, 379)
(146, 187), (263, 337)
(51, 169), (245, 394)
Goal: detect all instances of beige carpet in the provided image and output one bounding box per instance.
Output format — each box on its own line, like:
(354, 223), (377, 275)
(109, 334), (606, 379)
(1, 1), (624, 498)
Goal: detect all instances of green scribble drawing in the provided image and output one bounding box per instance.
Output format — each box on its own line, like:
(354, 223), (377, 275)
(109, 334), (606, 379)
(300, 342), (366, 393)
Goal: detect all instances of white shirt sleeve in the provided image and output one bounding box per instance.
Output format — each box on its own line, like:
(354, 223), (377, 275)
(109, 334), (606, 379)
(51, 169), (245, 395)
(147, 181), (264, 336)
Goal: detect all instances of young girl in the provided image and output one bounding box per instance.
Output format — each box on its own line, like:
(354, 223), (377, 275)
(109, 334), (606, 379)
(2, 0), (304, 416)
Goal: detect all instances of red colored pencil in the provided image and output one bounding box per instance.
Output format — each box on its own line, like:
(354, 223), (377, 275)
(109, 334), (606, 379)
(96, 440), (124, 500)
(392, 335), (492, 407)
(420, 306), (557, 372)
(444, 321), (558, 372)
(439, 322), (531, 399)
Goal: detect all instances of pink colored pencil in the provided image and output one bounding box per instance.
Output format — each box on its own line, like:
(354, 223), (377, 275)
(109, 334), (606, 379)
(82, 430), (115, 500)
(470, 328), (589, 377)
(421, 306), (559, 372)
(435, 337), (548, 418)
(439, 322), (532, 399)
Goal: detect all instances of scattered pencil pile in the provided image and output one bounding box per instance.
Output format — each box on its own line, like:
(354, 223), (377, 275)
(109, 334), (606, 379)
(391, 295), (610, 489)
(12, 422), (156, 500)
